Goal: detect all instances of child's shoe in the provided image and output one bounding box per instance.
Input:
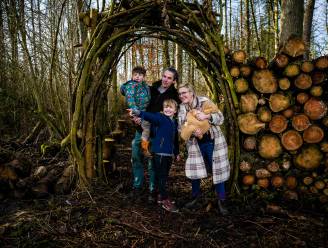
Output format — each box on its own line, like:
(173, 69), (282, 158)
(141, 139), (152, 158)
(161, 199), (178, 213)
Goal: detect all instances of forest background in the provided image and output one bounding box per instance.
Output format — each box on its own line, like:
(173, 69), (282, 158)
(0, 0), (327, 183)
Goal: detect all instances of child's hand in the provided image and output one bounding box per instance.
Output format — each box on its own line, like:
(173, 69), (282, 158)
(127, 109), (133, 117)
(175, 154), (181, 162)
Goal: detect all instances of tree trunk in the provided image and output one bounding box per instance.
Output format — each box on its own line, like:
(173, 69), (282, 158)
(279, 0), (304, 48)
(163, 39), (170, 68)
(175, 43), (182, 85)
(303, 0), (316, 59)
(0, 1), (7, 88)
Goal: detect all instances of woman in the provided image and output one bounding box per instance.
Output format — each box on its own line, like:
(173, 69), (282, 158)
(177, 83), (230, 215)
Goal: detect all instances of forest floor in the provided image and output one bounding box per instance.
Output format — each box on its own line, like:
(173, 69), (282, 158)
(0, 126), (327, 248)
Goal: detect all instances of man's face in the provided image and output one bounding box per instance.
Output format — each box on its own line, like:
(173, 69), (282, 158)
(132, 72), (145, 83)
(161, 70), (176, 89)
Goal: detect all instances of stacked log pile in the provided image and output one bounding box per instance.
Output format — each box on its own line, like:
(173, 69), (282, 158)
(0, 145), (74, 199)
(227, 38), (328, 206)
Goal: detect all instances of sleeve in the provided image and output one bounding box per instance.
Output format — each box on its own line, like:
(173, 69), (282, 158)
(173, 123), (179, 156)
(125, 82), (138, 110)
(209, 111), (224, 126)
(139, 112), (161, 126)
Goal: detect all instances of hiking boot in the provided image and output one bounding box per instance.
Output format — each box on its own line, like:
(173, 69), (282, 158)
(148, 191), (156, 204)
(157, 195), (175, 205)
(217, 199), (229, 216)
(184, 196), (203, 209)
(161, 199), (178, 213)
(141, 139), (152, 158)
(157, 194), (163, 205)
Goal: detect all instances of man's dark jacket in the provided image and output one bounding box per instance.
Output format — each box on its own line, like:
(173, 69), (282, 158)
(146, 80), (180, 113)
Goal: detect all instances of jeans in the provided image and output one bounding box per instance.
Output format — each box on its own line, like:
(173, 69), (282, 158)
(153, 154), (173, 199)
(191, 140), (226, 200)
(131, 130), (155, 191)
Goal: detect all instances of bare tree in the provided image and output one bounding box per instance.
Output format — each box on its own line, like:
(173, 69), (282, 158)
(303, 0), (316, 59)
(279, 0), (304, 47)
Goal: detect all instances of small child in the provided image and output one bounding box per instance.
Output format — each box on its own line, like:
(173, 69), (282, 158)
(120, 66), (152, 157)
(129, 99), (180, 213)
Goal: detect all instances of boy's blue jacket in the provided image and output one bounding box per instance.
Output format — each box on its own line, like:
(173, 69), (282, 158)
(139, 111), (179, 156)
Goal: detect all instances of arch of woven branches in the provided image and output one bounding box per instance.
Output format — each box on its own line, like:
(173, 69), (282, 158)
(70, 0), (240, 191)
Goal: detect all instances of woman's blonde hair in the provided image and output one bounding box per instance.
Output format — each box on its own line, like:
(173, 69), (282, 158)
(178, 83), (195, 95)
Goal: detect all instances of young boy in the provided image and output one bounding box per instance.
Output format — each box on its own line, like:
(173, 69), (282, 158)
(129, 99), (180, 212)
(120, 66), (152, 157)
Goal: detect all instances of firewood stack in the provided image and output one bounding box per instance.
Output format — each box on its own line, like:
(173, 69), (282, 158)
(227, 37), (328, 206)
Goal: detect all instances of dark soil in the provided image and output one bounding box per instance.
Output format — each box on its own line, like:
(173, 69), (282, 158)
(0, 126), (327, 247)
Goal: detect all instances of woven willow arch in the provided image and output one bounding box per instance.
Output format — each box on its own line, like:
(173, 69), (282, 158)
(71, 0), (240, 190)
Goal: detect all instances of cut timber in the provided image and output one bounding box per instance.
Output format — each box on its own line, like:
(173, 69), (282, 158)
(239, 161), (252, 172)
(283, 64), (300, 77)
(294, 73), (312, 90)
(267, 161), (279, 173)
(320, 141), (328, 152)
(278, 77), (291, 90)
(269, 93), (290, 112)
(255, 168), (271, 178)
(283, 190), (298, 201)
(240, 92), (258, 113)
(286, 176), (298, 189)
(243, 136), (257, 151)
(311, 71), (325, 84)
(238, 113), (265, 135)
(110, 130), (123, 143)
(258, 135), (282, 159)
(269, 115), (288, 133)
(310, 86), (323, 97)
(275, 54), (289, 68)
(314, 55), (328, 69)
(257, 106), (272, 122)
(292, 114), (311, 131)
(304, 98), (327, 120)
(322, 117), (328, 127)
(281, 36), (305, 57)
(281, 130), (303, 151)
(240, 65), (252, 77)
(303, 125), (324, 143)
(301, 61), (314, 73)
(252, 69), (277, 93)
(242, 174), (255, 186)
(257, 178), (270, 188)
(271, 175), (285, 188)
(103, 138), (115, 160)
(296, 92), (309, 104)
(282, 108), (294, 118)
(234, 78), (249, 93)
(230, 66), (240, 77)
(232, 50), (247, 63)
(294, 145), (323, 170)
(254, 56), (267, 69)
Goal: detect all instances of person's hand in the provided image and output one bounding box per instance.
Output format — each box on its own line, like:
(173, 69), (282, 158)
(195, 111), (210, 121)
(127, 109), (133, 117)
(132, 116), (142, 125)
(175, 154), (181, 162)
(193, 128), (202, 138)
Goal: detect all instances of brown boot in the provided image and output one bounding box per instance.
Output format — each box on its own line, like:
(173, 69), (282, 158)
(141, 139), (152, 158)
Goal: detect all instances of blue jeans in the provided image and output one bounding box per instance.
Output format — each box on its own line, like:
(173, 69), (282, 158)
(131, 130), (155, 191)
(191, 140), (226, 200)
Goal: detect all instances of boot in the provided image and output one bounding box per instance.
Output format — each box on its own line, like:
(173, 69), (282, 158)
(141, 139), (152, 158)
(217, 199), (229, 216)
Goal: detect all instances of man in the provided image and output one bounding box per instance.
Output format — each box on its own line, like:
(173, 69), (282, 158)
(129, 67), (180, 203)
